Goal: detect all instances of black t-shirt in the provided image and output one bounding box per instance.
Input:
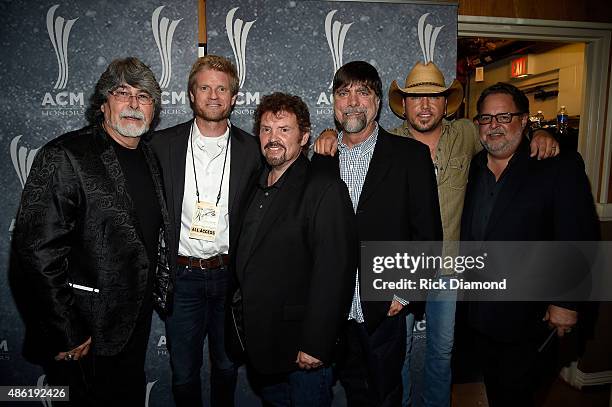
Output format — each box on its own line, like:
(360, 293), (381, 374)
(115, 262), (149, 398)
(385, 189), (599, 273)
(111, 138), (162, 348)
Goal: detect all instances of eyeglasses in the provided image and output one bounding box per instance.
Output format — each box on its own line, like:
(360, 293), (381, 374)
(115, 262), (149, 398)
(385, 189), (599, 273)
(108, 89), (154, 105)
(475, 112), (524, 125)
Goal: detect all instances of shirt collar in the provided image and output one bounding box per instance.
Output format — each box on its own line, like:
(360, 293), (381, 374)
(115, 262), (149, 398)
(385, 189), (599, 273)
(191, 120), (231, 150)
(338, 123), (379, 155)
(258, 158), (297, 190)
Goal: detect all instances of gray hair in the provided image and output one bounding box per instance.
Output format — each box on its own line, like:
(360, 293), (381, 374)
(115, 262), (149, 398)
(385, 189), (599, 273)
(86, 57), (162, 128)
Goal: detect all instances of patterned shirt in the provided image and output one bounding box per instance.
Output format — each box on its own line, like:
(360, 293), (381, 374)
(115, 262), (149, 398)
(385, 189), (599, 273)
(337, 125), (407, 322)
(338, 125), (378, 322)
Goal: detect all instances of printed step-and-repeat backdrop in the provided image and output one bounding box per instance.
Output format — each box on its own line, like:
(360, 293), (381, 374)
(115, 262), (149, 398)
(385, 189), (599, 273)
(1, 1), (456, 405)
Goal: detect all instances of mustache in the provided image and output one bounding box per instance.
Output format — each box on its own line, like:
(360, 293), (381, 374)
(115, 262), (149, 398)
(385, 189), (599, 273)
(343, 107), (367, 115)
(264, 141), (285, 150)
(120, 109), (145, 120)
(486, 130), (505, 136)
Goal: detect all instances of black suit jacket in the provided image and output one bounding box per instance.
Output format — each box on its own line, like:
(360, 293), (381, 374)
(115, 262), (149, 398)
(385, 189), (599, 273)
(150, 120), (261, 313)
(461, 142), (599, 341)
(312, 127), (443, 332)
(232, 155), (357, 374)
(11, 125), (172, 362)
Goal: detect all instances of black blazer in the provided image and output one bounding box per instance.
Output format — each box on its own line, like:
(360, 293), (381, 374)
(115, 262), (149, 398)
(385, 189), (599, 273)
(232, 155), (357, 374)
(150, 120), (261, 312)
(11, 125), (173, 362)
(312, 127), (443, 332)
(461, 143), (599, 341)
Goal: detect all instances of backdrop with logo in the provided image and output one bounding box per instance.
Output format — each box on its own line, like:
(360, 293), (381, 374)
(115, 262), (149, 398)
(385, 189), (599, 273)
(1, 1), (456, 405)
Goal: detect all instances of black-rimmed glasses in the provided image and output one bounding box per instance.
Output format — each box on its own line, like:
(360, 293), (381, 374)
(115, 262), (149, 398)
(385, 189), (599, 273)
(474, 112), (524, 125)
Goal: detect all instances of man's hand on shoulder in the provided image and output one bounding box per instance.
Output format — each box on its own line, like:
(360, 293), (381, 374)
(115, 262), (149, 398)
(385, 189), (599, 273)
(530, 129), (560, 159)
(313, 128), (339, 156)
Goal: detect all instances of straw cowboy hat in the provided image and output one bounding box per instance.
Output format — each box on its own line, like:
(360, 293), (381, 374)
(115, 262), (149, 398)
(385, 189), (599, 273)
(388, 61), (464, 119)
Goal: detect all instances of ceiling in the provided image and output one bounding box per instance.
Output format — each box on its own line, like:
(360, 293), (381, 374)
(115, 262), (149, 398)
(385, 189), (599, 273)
(458, 38), (565, 70)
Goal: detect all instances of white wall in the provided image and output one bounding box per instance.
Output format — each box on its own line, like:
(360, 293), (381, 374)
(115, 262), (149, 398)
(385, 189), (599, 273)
(467, 42), (585, 123)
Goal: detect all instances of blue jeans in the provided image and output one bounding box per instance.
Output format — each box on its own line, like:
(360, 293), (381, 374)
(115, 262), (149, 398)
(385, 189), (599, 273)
(257, 367), (334, 407)
(402, 279), (457, 407)
(165, 265), (237, 407)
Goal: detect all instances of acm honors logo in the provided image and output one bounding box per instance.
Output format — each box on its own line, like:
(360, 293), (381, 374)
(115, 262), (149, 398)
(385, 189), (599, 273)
(40, 5), (85, 117)
(40, 5), (189, 118)
(226, 7), (260, 116)
(314, 11), (446, 118)
(156, 335), (168, 357)
(151, 5), (189, 117)
(314, 10), (354, 117)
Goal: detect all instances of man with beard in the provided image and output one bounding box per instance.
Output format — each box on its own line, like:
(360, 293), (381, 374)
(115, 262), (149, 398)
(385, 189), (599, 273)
(229, 92), (356, 406)
(388, 62), (559, 407)
(461, 82), (598, 406)
(11, 57), (172, 405)
(151, 55), (261, 406)
(315, 61), (559, 407)
(312, 61), (443, 406)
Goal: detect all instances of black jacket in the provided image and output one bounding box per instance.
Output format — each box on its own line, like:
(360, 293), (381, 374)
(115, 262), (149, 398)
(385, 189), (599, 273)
(461, 143), (600, 341)
(231, 155), (357, 374)
(11, 125), (172, 362)
(312, 127), (443, 332)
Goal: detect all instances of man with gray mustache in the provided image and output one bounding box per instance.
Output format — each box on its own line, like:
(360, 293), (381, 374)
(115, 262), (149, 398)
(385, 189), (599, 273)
(462, 82), (598, 406)
(11, 57), (173, 405)
(311, 61), (443, 407)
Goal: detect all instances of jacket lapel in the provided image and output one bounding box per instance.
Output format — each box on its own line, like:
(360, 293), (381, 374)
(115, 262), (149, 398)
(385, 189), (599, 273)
(142, 142), (172, 240)
(168, 121), (191, 234)
(229, 125), (249, 216)
(95, 125), (147, 257)
(357, 130), (392, 210)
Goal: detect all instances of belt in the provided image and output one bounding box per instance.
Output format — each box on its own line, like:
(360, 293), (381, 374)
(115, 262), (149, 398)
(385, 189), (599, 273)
(177, 254), (230, 270)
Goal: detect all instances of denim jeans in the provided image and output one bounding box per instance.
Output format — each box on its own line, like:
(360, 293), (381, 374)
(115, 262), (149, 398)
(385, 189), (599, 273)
(257, 366), (334, 407)
(165, 265), (237, 407)
(402, 278), (457, 407)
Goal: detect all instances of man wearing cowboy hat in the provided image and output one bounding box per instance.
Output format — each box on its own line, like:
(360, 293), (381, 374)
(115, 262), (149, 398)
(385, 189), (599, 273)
(315, 61), (558, 407)
(388, 62), (559, 407)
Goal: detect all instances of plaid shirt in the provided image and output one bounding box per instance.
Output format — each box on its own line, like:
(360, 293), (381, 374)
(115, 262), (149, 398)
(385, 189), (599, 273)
(338, 126), (378, 322)
(338, 125), (408, 322)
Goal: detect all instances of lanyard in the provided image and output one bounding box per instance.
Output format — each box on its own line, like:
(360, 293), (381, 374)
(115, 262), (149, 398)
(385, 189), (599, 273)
(189, 122), (231, 206)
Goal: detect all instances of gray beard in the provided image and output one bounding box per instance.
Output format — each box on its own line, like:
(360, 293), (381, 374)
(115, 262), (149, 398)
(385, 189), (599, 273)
(111, 121), (148, 138)
(341, 116), (367, 133)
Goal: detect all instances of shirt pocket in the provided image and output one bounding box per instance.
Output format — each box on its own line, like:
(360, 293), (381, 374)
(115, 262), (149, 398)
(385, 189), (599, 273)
(448, 154), (470, 190)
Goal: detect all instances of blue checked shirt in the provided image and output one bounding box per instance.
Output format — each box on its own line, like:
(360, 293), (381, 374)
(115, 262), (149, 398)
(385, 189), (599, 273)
(337, 125), (407, 323)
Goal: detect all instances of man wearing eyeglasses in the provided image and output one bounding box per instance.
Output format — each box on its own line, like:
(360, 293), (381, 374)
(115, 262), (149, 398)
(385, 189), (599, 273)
(461, 82), (599, 406)
(315, 62), (559, 407)
(11, 57), (173, 405)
